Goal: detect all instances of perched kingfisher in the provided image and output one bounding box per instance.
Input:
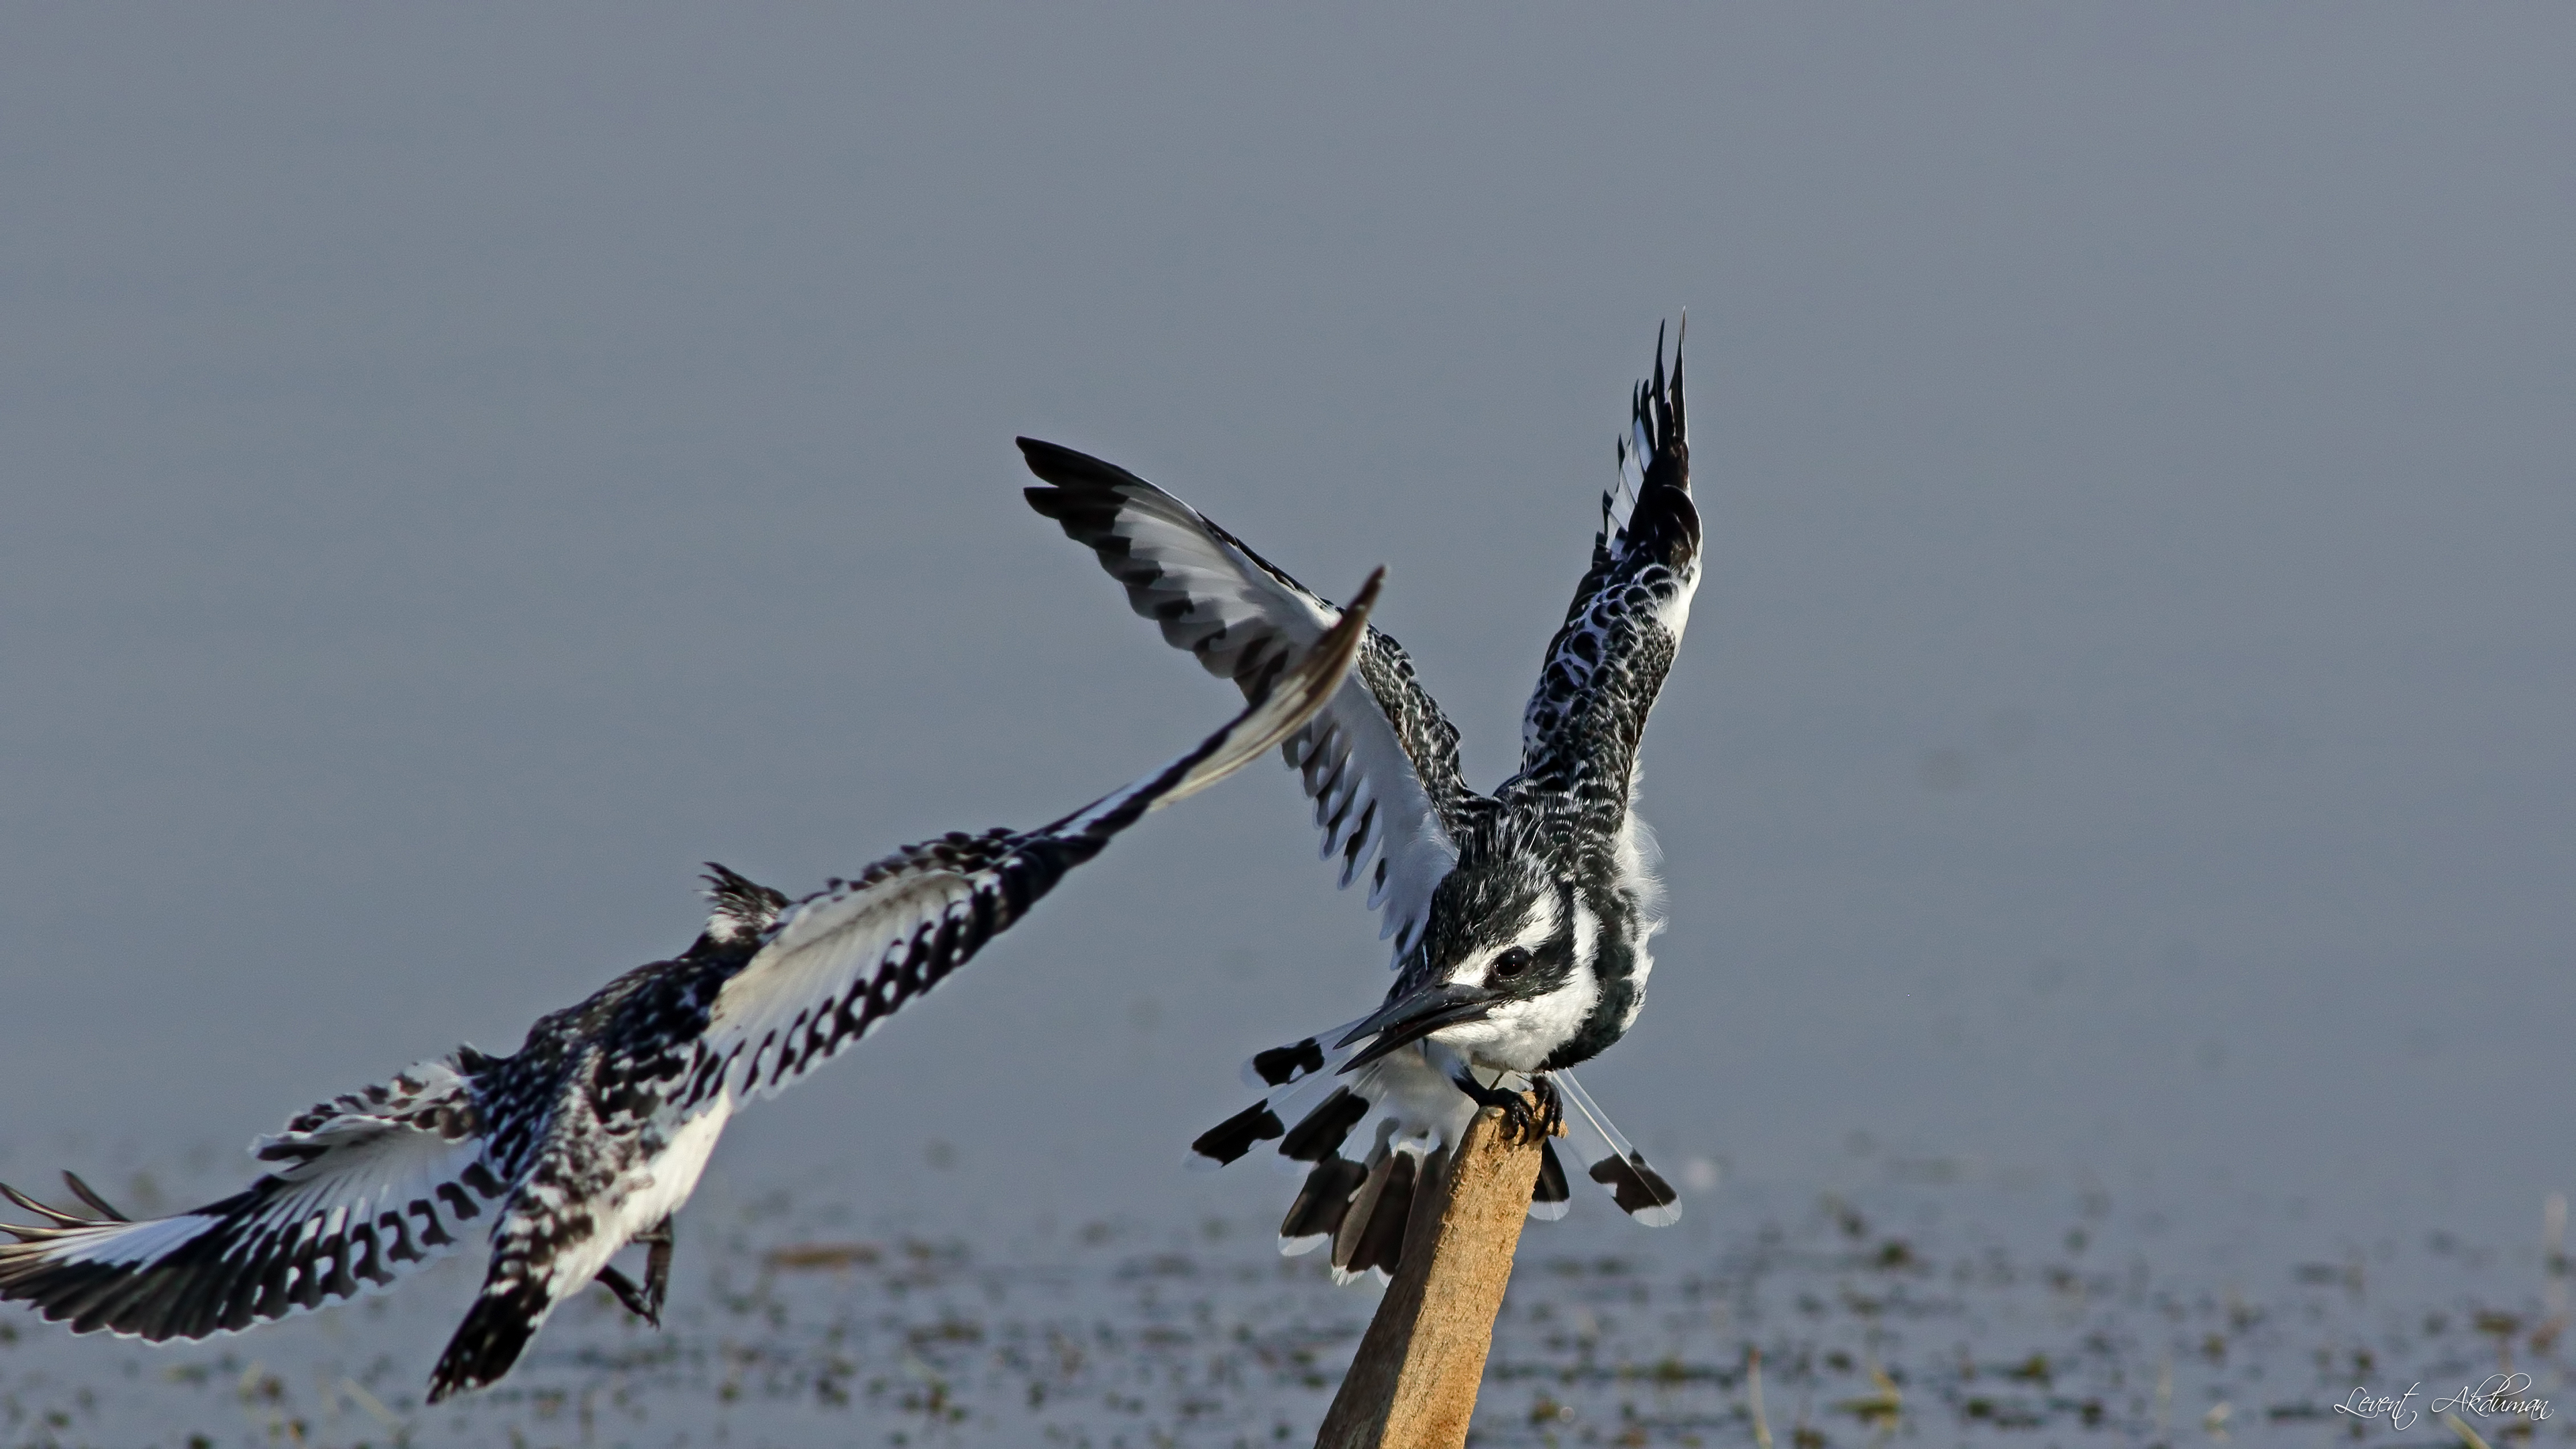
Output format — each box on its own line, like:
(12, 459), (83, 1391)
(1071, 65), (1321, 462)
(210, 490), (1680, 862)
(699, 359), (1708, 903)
(1023, 326), (1699, 1281)
(0, 578), (1377, 1399)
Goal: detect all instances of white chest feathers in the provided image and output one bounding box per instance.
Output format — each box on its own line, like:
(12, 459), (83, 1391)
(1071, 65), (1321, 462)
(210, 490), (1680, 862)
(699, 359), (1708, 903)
(534, 1102), (733, 1301)
(622, 1104), (731, 1232)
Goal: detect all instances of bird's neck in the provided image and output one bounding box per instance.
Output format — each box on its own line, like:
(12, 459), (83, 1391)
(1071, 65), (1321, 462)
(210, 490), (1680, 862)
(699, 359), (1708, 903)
(1543, 883), (1653, 1071)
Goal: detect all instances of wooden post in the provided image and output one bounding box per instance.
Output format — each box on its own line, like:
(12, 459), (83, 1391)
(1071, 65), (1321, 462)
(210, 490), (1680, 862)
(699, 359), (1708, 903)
(1314, 1105), (1544, 1449)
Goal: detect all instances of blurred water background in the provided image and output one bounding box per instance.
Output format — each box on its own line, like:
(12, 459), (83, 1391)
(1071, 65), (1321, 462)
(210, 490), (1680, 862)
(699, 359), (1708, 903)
(3, 1159), (2568, 1446)
(2, 7), (2570, 1444)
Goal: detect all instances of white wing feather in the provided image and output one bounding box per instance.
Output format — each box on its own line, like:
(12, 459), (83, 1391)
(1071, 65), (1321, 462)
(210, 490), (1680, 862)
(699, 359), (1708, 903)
(1022, 440), (1469, 964)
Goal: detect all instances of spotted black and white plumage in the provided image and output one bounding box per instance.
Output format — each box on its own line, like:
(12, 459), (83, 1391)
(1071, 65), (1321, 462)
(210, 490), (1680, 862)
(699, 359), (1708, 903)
(1026, 325), (1699, 1281)
(0, 577), (1377, 1399)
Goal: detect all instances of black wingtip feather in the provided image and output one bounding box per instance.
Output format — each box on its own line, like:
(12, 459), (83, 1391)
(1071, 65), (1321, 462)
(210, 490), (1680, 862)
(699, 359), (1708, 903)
(1587, 1151), (1680, 1217)
(1250, 1037), (1326, 1087)
(1190, 1103), (1285, 1166)
(1632, 319), (1690, 498)
(1280, 1089), (1371, 1163)
(1016, 436), (1154, 495)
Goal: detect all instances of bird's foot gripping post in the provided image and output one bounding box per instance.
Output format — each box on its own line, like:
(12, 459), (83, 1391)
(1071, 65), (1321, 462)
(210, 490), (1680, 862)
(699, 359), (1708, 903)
(1315, 1098), (1549, 1449)
(1452, 1071), (1562, 1144)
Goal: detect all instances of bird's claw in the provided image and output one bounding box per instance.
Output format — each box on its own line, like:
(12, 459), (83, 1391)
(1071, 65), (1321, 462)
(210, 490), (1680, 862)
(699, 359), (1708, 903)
(1529, 1074), (1565, 1140)
(1453, 1072), (1564, 1146)
(595, 1266), (661, 1328)
(597, 1218), (674, 1328)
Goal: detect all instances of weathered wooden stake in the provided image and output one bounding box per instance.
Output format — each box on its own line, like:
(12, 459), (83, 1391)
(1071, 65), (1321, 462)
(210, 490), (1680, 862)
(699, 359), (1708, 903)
(1314, 1105), (1544, 1449)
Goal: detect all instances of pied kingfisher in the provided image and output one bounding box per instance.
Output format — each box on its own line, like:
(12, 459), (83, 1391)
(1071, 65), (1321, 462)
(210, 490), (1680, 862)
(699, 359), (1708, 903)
(1022, 326), (1699, 1281)
(0, 579), (1377, 1399)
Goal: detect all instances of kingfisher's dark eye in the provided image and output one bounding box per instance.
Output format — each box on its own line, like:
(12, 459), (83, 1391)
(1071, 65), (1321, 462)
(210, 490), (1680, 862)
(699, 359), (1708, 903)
(1492, 947), (1534, 980)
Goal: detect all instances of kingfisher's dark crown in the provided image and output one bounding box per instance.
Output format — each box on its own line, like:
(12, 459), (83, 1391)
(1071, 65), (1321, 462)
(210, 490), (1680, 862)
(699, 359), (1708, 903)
(1413, 810), (1585, 976)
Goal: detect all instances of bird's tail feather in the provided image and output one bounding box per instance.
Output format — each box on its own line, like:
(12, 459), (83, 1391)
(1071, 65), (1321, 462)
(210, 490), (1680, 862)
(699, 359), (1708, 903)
(427, 1276), (552, 1403)
(1193, 1042), (1468, 1283)
(1278, 1114), (1438, 1285)
(1185, 1049), (1680, 1285)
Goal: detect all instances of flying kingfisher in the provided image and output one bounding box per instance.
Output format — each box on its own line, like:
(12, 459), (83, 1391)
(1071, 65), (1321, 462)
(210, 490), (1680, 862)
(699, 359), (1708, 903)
(0, 576), (1377, 1398)
(1022, 325), (1699, 1281)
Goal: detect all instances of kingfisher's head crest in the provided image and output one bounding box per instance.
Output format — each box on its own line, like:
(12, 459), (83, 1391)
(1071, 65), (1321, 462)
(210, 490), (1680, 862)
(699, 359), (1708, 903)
(696, 863), (788, 949)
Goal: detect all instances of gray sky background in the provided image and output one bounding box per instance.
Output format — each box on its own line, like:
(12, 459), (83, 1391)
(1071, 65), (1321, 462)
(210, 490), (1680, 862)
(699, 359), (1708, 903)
(3, 7), (2569, 1252)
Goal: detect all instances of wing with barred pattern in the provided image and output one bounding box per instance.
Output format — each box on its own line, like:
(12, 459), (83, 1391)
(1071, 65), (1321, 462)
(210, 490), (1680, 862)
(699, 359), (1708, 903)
(690, 571), (1380, 1107)
(0, 1052), (504, 1341)
(1022, 439), (1481, 964)
(1513, 325), (1701, 841)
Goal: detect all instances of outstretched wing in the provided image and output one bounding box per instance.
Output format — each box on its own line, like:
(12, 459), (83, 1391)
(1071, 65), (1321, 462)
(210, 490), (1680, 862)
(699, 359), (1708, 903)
(1022, 439), (1481, 964)
(0, 1052), (506, 1340)
(687, 574), (1380, 1109)
(1513, 325), (1701, 843)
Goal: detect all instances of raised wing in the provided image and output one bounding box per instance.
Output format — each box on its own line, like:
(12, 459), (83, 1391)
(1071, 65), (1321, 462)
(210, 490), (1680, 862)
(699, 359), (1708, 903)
(1022, 439), (1481, 963)
(1513, 325), (1702, 843)
(0, 1052), (506, 1340)
(689, 574), (1380, 1108)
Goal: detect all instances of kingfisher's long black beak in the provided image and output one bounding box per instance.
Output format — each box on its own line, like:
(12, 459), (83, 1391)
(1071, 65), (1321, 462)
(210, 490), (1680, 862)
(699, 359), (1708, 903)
(1335, 981), (1499, 1072)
